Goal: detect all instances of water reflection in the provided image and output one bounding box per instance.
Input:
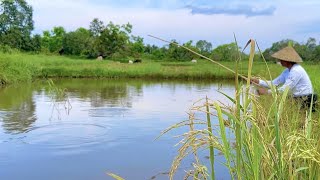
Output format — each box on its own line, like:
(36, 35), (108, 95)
(50, 79), (143, 108)
(0, 84), (36, 134)
(0, 78), (234, 179)
(0, 79), (234, 135)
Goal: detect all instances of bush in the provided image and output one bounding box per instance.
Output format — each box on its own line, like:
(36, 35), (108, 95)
(0, 45), (19, 54)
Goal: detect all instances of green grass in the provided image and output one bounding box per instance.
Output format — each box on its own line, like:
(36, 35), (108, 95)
(1, 52), (318, 89)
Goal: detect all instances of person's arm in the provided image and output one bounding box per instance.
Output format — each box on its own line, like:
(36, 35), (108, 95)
(277, 69), (302, 93)
(258, 71), (286, 88)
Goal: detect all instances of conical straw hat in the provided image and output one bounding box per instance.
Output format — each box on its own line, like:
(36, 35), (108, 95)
(271, 46), (302, 63)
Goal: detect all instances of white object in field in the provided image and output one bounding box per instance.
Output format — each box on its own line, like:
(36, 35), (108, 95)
(191, 59), (197, 63)
(96, 56), (103, 60)
(128, 60), (133, 64)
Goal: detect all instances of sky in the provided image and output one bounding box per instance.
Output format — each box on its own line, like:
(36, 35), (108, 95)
(26, 0), (320, 50)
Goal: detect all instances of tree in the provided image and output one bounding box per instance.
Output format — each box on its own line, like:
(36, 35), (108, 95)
(0, 0), (34, 50)
(41, 26), (66, 53)
(50, 26), (66, 52)
(129, 35), (144, 57)
(29, 34), (41, 52)
(63, 27), (92, 56)
(211, 43), (238, 61)
(41, 30), (51, 52)
(144, 44), (167, 60)
(196, 40), (212, 56)
(167, 40), (197, 61)
(96, 21), (132, 58)
(89, 18), (104, 37)
(312, 46), (320, 62)
(306, 37), (317, 51)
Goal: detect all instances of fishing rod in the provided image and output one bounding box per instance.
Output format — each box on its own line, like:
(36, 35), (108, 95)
(148, 34), (252, 82)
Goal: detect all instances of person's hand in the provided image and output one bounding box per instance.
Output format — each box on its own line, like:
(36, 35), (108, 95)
(250, 78), (259, 84)
(257, 88), (268, 95)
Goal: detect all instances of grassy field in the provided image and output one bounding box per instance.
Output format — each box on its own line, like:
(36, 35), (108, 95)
(0, 52), (319, 92)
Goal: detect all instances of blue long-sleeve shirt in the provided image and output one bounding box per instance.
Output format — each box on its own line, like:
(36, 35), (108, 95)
(259, 64), (313, 97)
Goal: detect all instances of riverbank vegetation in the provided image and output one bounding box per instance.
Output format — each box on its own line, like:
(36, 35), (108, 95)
(0, 52), (319, 92)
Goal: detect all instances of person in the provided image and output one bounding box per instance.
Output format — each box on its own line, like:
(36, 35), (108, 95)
(251, 46), (317, 111)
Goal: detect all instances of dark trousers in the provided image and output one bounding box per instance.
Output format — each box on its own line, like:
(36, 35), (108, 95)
(294, 94), (318, 112)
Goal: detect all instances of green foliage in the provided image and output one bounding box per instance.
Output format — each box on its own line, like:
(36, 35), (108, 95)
(99, 22), (132, 57)
(0, 0), (34, 51)
(29, 34), (42, 52)
(89, 18), (104, 37)
(41, 26), (66, 53)
(0, 44), (17, 53)
(294, 38), (320, 62)
(63, 27), (92, 56)
(196, 40), (212, 56)
(129, 35), (144, 58)
(144, 45), (167, 60)
(167, 40), (198, 61)
(210, 42), (238, 61)
(87, 19), (132, 58)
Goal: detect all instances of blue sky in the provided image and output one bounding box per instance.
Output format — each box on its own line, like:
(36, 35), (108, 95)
(27, 0), (320, 50)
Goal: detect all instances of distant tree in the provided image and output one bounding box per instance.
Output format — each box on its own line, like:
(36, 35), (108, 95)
(196, 40), (212, 56)
(153, 47), (167, 59)
(312, 46), (320, 62)
(144, 44), (153, 54)
(303, 37), (318, 61)
(167, 40), (197, 61)
(89, 18), (104, 37)
(0, 0), (34, 50)
(50, 26), (66, 52)
(41, 30), (51, 52)
(63, 27), (92, 56)
(167, 39), (182, 60)
(129, 36), (144, 57)
(295, 44), (311, 61)
(183, 40), (199, 60)
(97, 22), (132, 58)
(41, 26), (66, 53)
(211, 43), (238, 61)
(29, 34), (42, 52)
(144, 44), (167, 60)
(306, 37), (317, 51)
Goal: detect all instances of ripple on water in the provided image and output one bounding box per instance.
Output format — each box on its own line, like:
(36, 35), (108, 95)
(21, 123), (111, 154)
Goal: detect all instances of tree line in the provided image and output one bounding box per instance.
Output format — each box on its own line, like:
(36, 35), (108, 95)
(1, 0), (320, 62)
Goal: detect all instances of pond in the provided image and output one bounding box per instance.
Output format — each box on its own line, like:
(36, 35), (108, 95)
(0, 79), (235, 180)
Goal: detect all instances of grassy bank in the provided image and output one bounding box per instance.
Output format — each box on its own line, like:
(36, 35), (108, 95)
(1, 52), (319, 90)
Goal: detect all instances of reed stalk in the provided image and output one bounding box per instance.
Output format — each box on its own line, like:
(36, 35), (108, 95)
(206, 97), (215, 180)
(233, 33), (243, 179)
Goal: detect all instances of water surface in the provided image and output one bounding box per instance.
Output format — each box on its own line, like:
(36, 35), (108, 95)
(0, 79), (234, 179)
